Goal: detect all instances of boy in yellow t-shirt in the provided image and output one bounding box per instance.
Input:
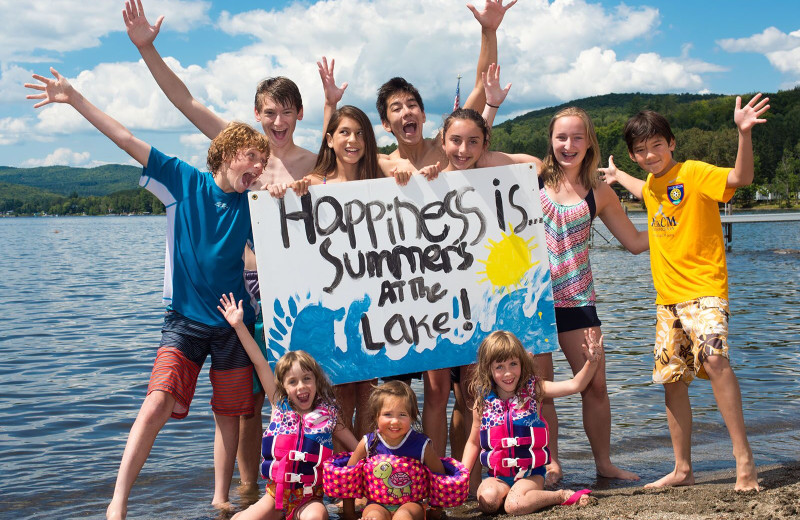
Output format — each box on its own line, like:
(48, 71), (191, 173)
(599, 94), (769, 492)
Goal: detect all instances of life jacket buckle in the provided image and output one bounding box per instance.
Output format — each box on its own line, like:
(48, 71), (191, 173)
(501, 458), (519, 468)
(289, 450), (307, 462)
(501, 437), (519, 448)
(285, 473), (302, 483)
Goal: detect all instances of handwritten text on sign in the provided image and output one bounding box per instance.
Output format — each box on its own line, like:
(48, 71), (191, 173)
(249, 164), (558, 384)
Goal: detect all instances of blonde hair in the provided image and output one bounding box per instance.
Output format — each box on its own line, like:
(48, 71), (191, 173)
(206, 121), (270, 175)
(274, 350), (339, 416)
(366, 380), (421, 434)
(539, 107), (600, 191)
(469, 331), (541, 415)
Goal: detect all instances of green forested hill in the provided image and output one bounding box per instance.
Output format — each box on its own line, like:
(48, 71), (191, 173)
(3, 88), (799, 215)
(0, 164), (141, 196)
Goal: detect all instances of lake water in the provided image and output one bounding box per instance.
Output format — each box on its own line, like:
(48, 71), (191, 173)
(1, 215), (798, 519)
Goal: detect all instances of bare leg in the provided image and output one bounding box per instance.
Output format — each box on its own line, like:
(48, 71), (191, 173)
(703, 355), (759, 491)
(423, 368), (450, 456)
(230, 492), (283, 520)
(295, 499), (330, 520)
(354, 379), (376, 438)
(459, 364), (482, 492)
(505, 477), (587, 515)
(334, 383), (356, 452)
(212, 412), (240, 507)
(476, 476), (511, 514)
(535, 353), (561, 486)
(450, 378), (466, 459)
(237, 390), (264, 492)
(558, 327), (639, 480)
(645, 381), (695, 488)
(107, 390), (175, 520)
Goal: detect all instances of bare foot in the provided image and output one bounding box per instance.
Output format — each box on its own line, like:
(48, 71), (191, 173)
(644, 468), (694, 488)
(597, 463), (640, 481)
(735, 457), (759, 492)
(212, 499), (232, 510)
(545, 461), (563, 487)
(560, 489), (591, 506)
(106, 498), (127, 520)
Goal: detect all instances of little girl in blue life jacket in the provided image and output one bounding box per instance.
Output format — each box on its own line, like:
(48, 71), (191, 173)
(218, 293), (358, 520)
(461, 330), (602, 515)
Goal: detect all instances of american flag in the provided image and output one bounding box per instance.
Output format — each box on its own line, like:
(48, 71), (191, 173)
(453, 74), (462, 111)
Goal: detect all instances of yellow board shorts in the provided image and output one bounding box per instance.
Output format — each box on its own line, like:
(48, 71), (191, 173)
(653, 296), (730, 384)
(265, 481), (323, 518)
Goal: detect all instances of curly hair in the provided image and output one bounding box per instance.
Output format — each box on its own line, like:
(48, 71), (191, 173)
(273, 350), (341, 421)
(364, 380), (422, 455)
(206, 121), (270, 176)
(469, 331), (541, 415)
(539, 106), (600, 192)
(310, 105), (380, 181)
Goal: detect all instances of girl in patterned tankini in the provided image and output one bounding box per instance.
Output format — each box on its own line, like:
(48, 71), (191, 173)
(346, 381), (445, 520)
(218, 293), (358, 520)
(461, 330), (601, 515)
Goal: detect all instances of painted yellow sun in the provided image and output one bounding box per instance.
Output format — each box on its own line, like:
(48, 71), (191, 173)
(476, 227), (539, 293)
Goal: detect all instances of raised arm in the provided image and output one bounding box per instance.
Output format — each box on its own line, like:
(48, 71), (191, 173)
(25, 68), (151, 166)
(217, 293), (279, 406)
(480, 63), (511, 128)
(124, 0), (228, 139)
(541, 330), (603, 398)
(318, 56), (348, 137)
(463, 0), (516, 112)
(727, 93), (769, 188)
(595, 182), (648, 254)
(599, 155), (645, 200)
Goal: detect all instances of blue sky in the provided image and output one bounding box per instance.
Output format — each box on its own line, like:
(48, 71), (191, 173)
(2, 0), (798, 169)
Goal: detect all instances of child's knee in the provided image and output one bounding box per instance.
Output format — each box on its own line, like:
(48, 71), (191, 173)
(477, 487), (505, 513)
(141, 390), (175, 420)
(702, 354), (732, 376)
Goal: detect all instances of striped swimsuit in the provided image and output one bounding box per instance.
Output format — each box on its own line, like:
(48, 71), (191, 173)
(539, 177), (597, 308)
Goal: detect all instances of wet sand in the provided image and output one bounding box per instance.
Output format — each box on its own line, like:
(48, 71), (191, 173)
(443, 461), (800, 520)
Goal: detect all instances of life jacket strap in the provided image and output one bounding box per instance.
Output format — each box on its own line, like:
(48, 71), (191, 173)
(501, 457), (533, 468)
(500, 436), (532, 448)
(289, 450), (321, 463)
(285, 472), (317, 485)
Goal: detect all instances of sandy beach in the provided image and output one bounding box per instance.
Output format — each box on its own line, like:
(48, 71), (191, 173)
(443, 462), (800, 520)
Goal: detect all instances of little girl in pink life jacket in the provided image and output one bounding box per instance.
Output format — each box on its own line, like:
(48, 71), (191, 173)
(218, 293), (358, 520)
(461, 330), (603, 515)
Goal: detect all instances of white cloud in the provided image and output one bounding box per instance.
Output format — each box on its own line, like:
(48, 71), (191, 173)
(718, 27), (800, 75)
(0, 116), (30, 145)
(21, 147), (91, 167)
(0, 0), (211, 63)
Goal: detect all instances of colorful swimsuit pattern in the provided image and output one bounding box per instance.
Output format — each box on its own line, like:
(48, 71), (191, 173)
(364, 430), (430, 511)
(539, 177), (597, 308)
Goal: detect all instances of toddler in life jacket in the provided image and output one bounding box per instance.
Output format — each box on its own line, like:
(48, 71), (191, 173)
(461, 330), (603, 515)
(218, 293), (358, 520)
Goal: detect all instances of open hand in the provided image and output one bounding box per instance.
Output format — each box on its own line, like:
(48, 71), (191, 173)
(482, 63), (511, 108)
(598, 155), (619, 185)
(318, 56), (348, 106)
(217, 293), (244, 327)
(734, 93), (769, 134)
(25, 68), (75, 108)
(123, 0), (163, 49)
(467, 0), (517, 31)
(581, 329), (605, 365)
